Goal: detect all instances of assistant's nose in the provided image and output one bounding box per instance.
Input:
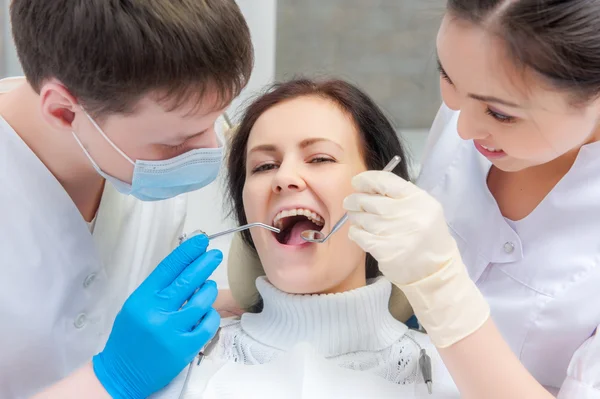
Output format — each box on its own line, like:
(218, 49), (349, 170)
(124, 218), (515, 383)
(457, 108), (490, 141)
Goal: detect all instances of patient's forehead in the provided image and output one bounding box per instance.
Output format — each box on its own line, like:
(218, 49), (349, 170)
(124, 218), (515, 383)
(248, 96), (362, 153)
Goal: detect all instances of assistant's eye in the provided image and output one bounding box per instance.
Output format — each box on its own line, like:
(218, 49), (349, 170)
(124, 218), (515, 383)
(251, 162), (279, 174)
(437, 63), (453, 85)
(485, 107), (516, 124)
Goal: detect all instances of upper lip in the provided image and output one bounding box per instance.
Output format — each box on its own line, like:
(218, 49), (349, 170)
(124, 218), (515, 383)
(270, 205), (325, 227)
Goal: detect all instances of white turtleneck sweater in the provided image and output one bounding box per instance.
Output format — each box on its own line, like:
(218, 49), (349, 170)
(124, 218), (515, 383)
(153, 277), (458, 399)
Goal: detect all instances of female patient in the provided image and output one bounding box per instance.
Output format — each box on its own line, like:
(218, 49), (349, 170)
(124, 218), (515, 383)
(154, 79), (457, 398)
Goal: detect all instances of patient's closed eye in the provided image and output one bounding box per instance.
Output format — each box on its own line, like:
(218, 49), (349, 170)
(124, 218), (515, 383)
(309, 156), (335, 164)
(252, 157), (336, 174)
(252, 162), (279, 173)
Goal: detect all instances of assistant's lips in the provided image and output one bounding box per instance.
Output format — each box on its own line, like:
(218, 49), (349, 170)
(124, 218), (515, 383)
(474, 141), (507, 159)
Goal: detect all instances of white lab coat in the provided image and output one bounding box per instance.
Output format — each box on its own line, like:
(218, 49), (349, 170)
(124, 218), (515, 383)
(417, 104), (600, 397)
(0, 79), (188, 398)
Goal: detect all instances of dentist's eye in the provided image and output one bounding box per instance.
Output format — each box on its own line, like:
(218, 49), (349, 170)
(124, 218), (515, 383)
(163, 142), (187, 152)
(309, 156), (335, 164)
(485, 107), (516, 124)
(252, 163), (279, 173)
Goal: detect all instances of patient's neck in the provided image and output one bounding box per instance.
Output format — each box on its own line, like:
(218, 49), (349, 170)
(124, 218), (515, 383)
(317, 269), (367, 294)
(241, 277), (407, 357)
(306, 253), (369, 295)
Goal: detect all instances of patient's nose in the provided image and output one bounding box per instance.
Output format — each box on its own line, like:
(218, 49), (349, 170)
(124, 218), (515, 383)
(272, 163), (306, 194)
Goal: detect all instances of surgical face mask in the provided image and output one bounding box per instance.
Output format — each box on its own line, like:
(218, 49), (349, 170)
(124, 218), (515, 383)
(72, 110), (223, 201)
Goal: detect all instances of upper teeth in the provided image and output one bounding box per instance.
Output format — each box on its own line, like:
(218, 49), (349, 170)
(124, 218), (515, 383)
(273, 208), (324, 229)
(481, 145), (501, 152)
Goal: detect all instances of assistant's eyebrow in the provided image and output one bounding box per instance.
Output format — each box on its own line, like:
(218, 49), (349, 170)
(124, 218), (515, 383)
(468, 94), (521, 108)
(437, 55), (522, 108)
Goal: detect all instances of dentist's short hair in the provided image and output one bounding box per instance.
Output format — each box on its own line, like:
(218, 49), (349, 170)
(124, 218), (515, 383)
(10, 0), (254, 117)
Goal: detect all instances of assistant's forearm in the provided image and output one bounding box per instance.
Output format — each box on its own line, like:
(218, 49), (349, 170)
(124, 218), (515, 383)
(438, 319), (554, 399)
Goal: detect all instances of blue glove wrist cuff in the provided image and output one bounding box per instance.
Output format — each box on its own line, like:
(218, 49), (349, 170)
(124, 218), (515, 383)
(93, 353), (144, 399)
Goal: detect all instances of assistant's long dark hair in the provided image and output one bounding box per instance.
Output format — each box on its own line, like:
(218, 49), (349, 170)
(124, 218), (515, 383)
(226, 78), (410, 310)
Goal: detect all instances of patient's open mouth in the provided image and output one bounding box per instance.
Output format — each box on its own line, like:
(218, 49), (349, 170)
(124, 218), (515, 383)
(273, 208), (324, 245)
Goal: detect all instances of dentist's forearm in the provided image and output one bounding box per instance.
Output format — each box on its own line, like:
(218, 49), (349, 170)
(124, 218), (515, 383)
(438, 319), (553, 399)
(30, 363), (111, 399)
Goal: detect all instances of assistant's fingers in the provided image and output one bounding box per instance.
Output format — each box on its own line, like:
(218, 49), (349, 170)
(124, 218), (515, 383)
(351, 170), (414, 199)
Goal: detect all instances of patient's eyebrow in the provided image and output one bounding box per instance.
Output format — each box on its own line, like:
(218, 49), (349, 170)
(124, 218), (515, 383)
(248, 138), (343, 154)
(248, 144), (278, 154)
(299, 137), (343, 150)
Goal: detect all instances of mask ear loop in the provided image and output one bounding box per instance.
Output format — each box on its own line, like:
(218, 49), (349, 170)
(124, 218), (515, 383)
(71, 131), (105, 172)
(81, 108), (136, 165)
(223, 112), (233, 130)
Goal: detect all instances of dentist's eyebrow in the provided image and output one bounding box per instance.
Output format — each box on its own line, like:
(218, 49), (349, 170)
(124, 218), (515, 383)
(299, 137), (343, 150)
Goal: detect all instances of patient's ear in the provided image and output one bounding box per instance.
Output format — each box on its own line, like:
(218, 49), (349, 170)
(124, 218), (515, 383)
(227, 232), (265, 310)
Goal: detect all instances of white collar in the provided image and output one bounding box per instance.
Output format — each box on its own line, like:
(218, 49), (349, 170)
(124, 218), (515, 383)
(240, 277), (408, 357)
(0, 76), (26, 94)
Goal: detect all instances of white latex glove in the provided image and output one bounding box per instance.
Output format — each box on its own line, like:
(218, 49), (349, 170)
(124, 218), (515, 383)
(344, 171), (490, 348)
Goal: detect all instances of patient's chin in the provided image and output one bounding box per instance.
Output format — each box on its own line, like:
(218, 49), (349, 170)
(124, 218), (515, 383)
(265, 264), (364, 295)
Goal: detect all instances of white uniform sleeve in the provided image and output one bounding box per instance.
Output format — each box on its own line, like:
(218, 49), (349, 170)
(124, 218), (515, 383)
(420, 103), (456, 163)
(557, 327), (600, 399)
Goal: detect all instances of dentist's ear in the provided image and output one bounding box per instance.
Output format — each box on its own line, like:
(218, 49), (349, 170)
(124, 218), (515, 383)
(39, 80), (79, 132)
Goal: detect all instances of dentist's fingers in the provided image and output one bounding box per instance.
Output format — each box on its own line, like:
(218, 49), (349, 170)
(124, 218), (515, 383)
(159, 250), (223, 309)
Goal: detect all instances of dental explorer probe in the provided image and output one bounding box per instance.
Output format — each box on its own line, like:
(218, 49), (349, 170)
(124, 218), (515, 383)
(301, 155), (402, 243)
(178, 222), (281, 245)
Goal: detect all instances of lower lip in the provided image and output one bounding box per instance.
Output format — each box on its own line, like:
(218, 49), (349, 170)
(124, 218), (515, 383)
(474, 142), (507, 159)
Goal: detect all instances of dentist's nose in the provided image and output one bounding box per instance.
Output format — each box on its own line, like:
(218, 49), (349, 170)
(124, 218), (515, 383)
(272, 162), (306, 194)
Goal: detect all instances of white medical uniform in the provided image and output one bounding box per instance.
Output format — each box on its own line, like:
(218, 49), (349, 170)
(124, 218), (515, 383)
(0, 78), (188, 398)
(418, 104), (600, 397)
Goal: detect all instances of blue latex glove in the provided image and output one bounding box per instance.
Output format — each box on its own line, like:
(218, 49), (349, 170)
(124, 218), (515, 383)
(92, 235), (222, 399)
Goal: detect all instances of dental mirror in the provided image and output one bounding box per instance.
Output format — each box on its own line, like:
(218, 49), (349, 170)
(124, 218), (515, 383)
(300, 155), (402, 244)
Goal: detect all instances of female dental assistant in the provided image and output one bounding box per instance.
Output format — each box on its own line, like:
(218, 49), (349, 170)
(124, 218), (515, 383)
(226, 0), (600, 397)
(345, 1), (600, 398)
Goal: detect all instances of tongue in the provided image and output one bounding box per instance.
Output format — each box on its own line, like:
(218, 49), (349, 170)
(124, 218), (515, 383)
(287, 220), (320, 245)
